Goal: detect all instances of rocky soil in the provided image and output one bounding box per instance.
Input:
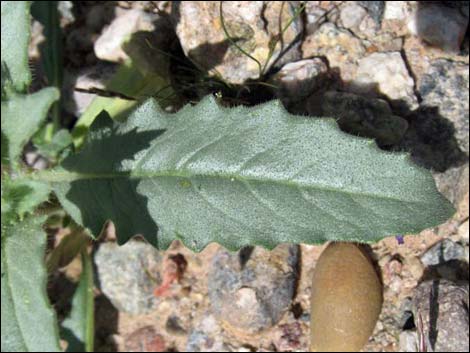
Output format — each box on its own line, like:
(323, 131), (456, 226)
(35, 1), (469, 352)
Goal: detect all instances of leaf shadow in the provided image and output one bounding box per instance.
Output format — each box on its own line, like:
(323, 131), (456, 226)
(62, 111), (165, 247)
(279, 63), (467, 174)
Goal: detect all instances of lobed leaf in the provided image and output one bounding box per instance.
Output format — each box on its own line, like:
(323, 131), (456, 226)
(1, 87), (59, 167)
(1, 216), (61, 352)
(48, 97), (454, 251)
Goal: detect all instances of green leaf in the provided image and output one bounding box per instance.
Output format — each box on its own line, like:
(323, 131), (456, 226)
(1, 87), (59, 167)
(61, 251), (94, 352)
(30, 1), (63, 131)
(1, 1), (32, 93)
(30, 1), (63, 90)
(47, 97), (454, 251)
(1, 215), (61, 352)
(2, 178), (50, 221)
(34, 127), (73, 163)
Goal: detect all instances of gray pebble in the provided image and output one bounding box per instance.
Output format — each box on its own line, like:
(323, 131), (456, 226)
(420, 238), (466, 266)
(94, 240), (162, 314)
(208, 244), (299, 334)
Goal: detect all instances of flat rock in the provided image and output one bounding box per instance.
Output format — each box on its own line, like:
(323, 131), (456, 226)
(412, 279), (469, 352)
(383, 1), (411, 22)
(94, 8), (155, 62)
(302, 22), (365, 82)
(352, 52), (418, 112)
(433, 163), (469, 210)
(272, 58), (329, 104)
(174, 1), (302, 84)
(339, 3), (367, 29)
(208, 244), (299, 334)
(94, 240), (162, 314)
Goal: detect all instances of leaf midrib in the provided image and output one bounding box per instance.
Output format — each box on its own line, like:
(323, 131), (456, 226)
(36, 169), (430, 205)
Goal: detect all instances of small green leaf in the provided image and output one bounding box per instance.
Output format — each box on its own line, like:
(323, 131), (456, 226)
(61, 250), (94, 352)
(1, 216), (61, 352)
(34, 128), (73, 162)
(47, 98), (454, 251)
(1, 87), (59, 167)
(2, 178), (50, 221)
(1, 1), (31, 93)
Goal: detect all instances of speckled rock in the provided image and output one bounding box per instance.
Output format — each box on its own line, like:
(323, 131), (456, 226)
(304, 1), (336, 34)
(186, 314), (225, 352)
(302, 22), (365, 82)
(339, 3), (367, 29)
(342, 1), (384, 40)
(358, 1), (385, 25)
(208, 244), (299, 334)
(381, 1), (414, 38)
(412, 279), (469, 352)
(459, 220), (469, 244)
(353, 52), (418, 112)
(94, 8), (160, 63)
(368, 32), (404, 52)
(419, 59), (469, 154)
(383, 1), (412, 21)
(272, 58), (329, 104)
(408, 2), (468, 52)
(306, 91), (409, 146)
(174, 1), (302, 84)
(420, 238), (466, 266)
(94, 240), (162, 314)
(399, 330), (418, 352)
(125, 326), (166, 352)
(433, 163), (469, 211)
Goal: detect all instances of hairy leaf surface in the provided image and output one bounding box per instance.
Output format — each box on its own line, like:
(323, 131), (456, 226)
(1, 1), (31, 92)
(2, 179), (50, 221)
(1, 216), (61, 352)
(50, 97), (454, 250)
(1, 87), (59, 167)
